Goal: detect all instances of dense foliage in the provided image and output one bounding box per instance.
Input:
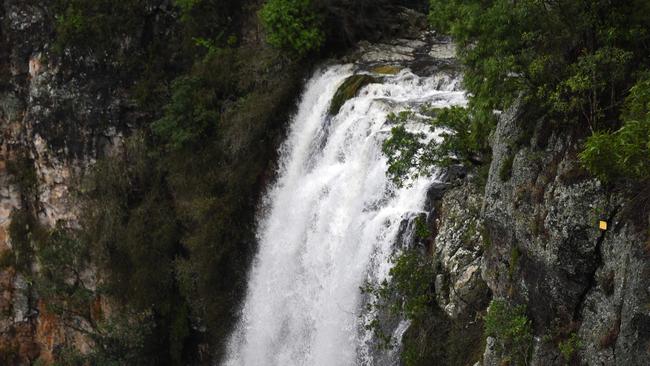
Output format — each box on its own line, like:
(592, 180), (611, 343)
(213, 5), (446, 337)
(380, 0), (650, 186)
(260, 0), (425, 56)
(430, 0), (650, 125)
(580, 75), (650, 183)
(259, 0), (325, 57)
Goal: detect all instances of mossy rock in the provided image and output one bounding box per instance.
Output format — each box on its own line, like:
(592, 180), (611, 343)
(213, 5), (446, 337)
(371, 65), (401, 75)
(329, 74), (378, 115)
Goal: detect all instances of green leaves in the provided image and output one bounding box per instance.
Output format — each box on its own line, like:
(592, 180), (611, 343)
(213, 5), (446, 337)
(427, 0), (650, 186)
(152, 76), (219, 151)
(389, 250), (436, 321)
(361, 249), (435, 351)
(580, 120), (650, 183)
(580, 75), (650, 183)
(382, 106), (490, 187)
(552, 47), (633, 127)
(382, 111), (427, 187)
(174, 0), (201, 15)
(259, 0), (324, 57)
(53, 0), (145, 57)
(558, 332), (581, 363)
(484, 299), (533, 366)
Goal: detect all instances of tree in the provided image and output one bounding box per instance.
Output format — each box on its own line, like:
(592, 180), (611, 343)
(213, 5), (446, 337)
(580, 75), (650, 183)
(259, 0), (325, 57)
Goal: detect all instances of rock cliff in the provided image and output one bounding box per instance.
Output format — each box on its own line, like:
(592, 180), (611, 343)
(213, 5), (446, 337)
(424, 101), (650, 365)
(0, 1), (166, 362)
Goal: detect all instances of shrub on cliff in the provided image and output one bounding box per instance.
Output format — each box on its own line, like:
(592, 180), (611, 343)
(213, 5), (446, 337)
(580, 75), (650, 184)
(260, 0), (420, 56)
(79, 133), (189, 365)
(484, 299), (533, 366)
(361, 249), (435, 350)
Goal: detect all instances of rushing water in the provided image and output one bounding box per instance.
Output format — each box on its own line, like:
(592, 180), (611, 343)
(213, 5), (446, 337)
(225, 64), (465, 366)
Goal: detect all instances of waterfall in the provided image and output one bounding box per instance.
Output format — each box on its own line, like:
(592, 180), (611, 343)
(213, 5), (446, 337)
(225, 63), (465, 366)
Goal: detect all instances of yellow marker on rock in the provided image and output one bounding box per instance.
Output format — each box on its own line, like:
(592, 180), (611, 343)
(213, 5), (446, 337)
(599, 220), (608, 231)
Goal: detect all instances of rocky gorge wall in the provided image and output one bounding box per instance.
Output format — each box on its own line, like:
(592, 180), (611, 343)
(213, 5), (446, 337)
(423, 101), (650, 365)
(1, 1), (648, 365)
(0, 1), (132, 363)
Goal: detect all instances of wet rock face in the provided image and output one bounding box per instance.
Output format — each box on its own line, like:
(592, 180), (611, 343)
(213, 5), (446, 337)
(343, 8), (460, 79)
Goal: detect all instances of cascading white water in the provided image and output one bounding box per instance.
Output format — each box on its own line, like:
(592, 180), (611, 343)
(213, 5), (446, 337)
(225, 64), (465, 366)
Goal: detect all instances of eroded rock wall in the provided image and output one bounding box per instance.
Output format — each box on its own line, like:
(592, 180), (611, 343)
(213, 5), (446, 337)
(0, 1), (131, 363)
(427, 102), (649, 365)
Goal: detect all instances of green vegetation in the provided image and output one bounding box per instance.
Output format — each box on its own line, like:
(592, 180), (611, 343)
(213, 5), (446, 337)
(7, 206), (168, 365)
(381, 0), (650, 190)
(361, 249), (435, 350)
(260, 0), (325, 57)
(382, 105), (488, 187)
(364, 245), (486, 366)
(361, 249), (434, 348)
(500, 154), (514, 181)
(160, 44), (302, 354)
(34, 224), (93, 317)
(558, 332), (581, 363)
(580, 75), (650, 183)
(174, 0), (201, 15)
(414, 214), (431, 240)
(7, 208), (45, 273)
(429, 0), (650, 126)
(387, 250), (435, 321)
(580, 121), (650, 183)
(53, 0), (143, 55)
(258, 0), (423, 55)
(152, 75), (219, 150)
(382, 110), (424, 186)
(484, 299), (533, 366)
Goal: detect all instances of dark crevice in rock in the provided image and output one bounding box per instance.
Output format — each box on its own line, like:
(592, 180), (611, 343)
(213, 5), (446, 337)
(572, 206), (621, 320)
